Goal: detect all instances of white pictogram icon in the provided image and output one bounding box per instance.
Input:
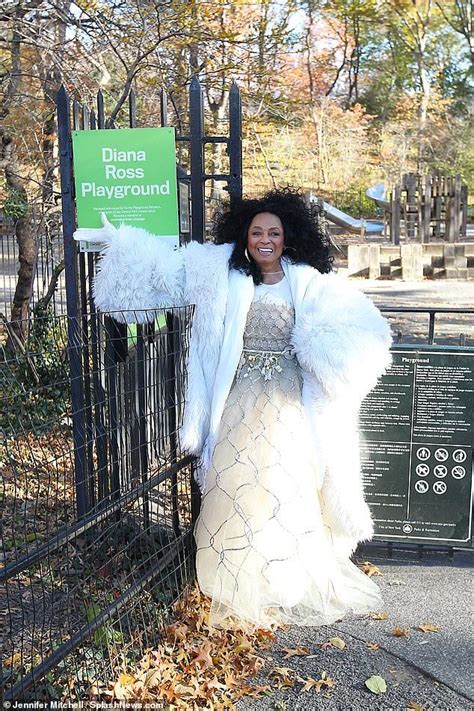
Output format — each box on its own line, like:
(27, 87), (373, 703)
(433, 481), (447, 495)
(451, 466), (466, 480)
(416, 447), (430, 461)
(434, 465), (448, 478)
(453, 449), (467, 463)
(402, 523), (413, 534)
(415, 480), (429, 494)
(434, 448), (449, 462)
(416, 463), (430, 477)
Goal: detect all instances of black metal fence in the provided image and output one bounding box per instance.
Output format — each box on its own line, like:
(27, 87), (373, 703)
(0, 309), (197, 702)
(1, 78), (243, 703)
(379, 307), (474, 347)
(0, 222), (66, 321)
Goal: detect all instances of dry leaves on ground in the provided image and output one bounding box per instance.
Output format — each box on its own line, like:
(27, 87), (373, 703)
(269, 666), (296, 689)
(417, 624), (440, 633)
(281, 645), (310, 658)
(391, 627), (410, 638)
(1, 429), (75, 564)
(94, 583), (342, 707)
(369, 611), (389, 620)
(320, 636), (346, 651)
(296, 671), (336, 694)
(359, 561), (383, 577)
(94, 582), (281, 708)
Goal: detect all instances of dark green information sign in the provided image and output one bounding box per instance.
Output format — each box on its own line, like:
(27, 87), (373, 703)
(359, 346), (473, 546)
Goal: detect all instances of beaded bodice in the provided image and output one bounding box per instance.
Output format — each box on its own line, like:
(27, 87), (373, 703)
(243, 299), (294, 351)
(237, 299), (296, 381)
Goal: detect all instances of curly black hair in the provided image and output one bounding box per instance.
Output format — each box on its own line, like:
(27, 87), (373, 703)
(212, 187), (334, 284)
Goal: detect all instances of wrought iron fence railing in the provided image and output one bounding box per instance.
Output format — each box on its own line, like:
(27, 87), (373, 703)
(0, 308), (198, 703)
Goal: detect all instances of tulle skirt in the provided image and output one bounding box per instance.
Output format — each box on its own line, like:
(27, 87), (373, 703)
(193, 352), (382, 631)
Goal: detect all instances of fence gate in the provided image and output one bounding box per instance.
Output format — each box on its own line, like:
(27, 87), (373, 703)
(1, 79), (242, 703)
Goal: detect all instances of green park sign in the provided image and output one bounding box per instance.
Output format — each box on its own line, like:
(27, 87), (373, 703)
(72, 127), (179, 251)
(360, 346), (473, 547)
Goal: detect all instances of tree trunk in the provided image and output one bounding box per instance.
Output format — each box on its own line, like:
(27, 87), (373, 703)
(1, 132), (37, 345)
(418, 55), (430, 129)
(10, 214), (37, 337)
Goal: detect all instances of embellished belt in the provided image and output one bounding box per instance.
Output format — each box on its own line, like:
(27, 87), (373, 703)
(237, 345), (296, 381)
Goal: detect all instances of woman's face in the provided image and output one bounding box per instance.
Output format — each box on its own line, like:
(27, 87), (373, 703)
(247, 212), (284, 271)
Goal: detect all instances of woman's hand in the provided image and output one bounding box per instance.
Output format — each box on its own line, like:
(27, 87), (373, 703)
(72, 213), (118, 246)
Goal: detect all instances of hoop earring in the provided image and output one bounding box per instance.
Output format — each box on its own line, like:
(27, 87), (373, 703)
(283, 246), (297, 256)
(244, 248), (251, 262)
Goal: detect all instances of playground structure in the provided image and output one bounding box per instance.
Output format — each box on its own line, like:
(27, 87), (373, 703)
(318, 173), (468, 243)
(311, 196), (384, 235)
(376, 173), (468, 244)
(315, 173), (472, 280)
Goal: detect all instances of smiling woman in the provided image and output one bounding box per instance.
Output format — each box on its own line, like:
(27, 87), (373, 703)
(74, 187), (393, 632)
(246, 212), (285, 283)
(216, 188), (334, 287)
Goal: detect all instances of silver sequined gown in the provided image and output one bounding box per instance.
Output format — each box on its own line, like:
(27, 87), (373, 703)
(193, 278), (382, 630)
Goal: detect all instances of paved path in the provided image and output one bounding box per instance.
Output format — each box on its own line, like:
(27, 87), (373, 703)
(237, 549), (473, 710)
(349, 274), (474, 346)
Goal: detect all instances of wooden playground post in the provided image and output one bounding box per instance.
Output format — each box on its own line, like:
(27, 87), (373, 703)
(419, 174), (431, 243)
(461, 184), (468, 236)
(453, 174), (462, 242)
(390, 185), (401, 245)
(404, 173), (418, 241)
(433, 174), (442, 238)
(389, 172), (467, 244)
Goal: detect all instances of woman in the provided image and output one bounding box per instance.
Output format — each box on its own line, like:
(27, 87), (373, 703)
(74, 188), (392, 631)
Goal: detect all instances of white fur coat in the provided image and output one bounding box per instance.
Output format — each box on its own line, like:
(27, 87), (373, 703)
(74, 219), (393, 555)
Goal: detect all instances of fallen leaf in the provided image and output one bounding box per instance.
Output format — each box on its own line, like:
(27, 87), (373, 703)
(112, 679), (132, 701)
(417, 623), (440, 633)
(298, 676), (322, 693)
(117, 673), (135, 687)
(406, 703), (429, 711)
(224, 673), (239, 688)
(244, 684), (273, 697)
(269, 667), (295, 688)
(166, 622), (188, 641)
(142, 668), (161, 690)
(366, 642), (380, 651)
(369, 611), (389, 620)
(192, 641), (214, 668)
(365, 675), (387, 694)
(159, 680), (178, 703)
(328, 636), (346, 650)
(359, 561), (383, 577)
(282, 645), (310, 658)
(391, 627), (410, 637)
(94, 581), (295, 707)
(3, 652), (22, 668)
(269, 666), (294, 677)
(298, 671), (336, 693)
(234, 634), (253, 654)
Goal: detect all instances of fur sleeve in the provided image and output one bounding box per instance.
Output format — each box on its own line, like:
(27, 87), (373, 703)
(93, 224), (184, 324)
(292, 272), (392, 402)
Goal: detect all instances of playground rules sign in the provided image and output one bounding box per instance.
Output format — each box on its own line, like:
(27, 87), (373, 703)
(359, 346), (473, 547)
(72, 127), (179, 251)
